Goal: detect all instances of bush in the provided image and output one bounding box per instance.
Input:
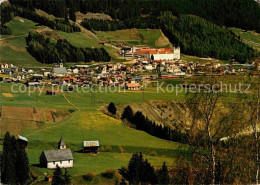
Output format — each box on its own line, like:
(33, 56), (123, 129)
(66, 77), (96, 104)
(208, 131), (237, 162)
(82, 172), (95, 181)
(104, 145), (112, 152)
(101, 168), (117, 179)
(118, 146), (125, 153)
(100, 146), (105, 152)
(114, 172), (123, 185)
(150, 151), (157, 156)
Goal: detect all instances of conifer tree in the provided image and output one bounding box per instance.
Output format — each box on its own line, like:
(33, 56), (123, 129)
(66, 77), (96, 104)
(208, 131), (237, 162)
(108, 102), (117, 115)
(157, 162), (170, 184)
(16, 146), (30, 184)
(121, 106), (134, 121)
(52, 166), (65, 185)
(1, 132), (17, 184)
(64, 169), (71, 185)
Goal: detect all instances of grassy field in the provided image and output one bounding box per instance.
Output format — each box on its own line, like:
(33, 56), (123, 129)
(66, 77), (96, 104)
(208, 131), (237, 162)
(230, 28), (260, 51)
(181, 54), (229, 64)
(0, 17), (52, 67)
(56, 31), (100, 48)
(0, 16), (126, 66)
(96, 29), (172, 48)
(0, 75), (254, 184)
(0, 83), (190, 184)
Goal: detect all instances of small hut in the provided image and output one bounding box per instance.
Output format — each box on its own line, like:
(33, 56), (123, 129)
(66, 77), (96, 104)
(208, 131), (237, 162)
(15, 135), (28, 149)
(82, 141), (99, 153)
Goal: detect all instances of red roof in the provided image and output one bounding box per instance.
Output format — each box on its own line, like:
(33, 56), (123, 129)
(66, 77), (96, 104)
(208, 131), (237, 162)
(126, 83), (141, 88)
(138, 48), (173, 54)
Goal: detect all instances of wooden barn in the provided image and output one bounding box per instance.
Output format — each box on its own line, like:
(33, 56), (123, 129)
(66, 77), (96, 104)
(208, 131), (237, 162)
(46, 90), (56, 96)
(82, 141), (99, 153)
(15, 135), (28, 149)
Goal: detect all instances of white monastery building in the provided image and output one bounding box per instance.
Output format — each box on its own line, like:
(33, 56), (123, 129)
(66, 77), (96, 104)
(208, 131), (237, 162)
(137, 46), (180, 61)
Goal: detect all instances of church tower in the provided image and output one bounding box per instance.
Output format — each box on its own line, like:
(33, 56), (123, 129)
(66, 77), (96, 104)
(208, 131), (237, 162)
(58, 137), (66, 149)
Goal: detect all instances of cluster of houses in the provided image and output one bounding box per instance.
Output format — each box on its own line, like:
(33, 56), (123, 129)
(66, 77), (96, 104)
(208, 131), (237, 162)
(1, 51), (259, 91)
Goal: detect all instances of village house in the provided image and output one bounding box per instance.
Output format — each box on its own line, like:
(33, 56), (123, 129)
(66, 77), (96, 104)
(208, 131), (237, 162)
(40, 138), (73, 169)
(83, 141), (99, 153)
(51, 63), (68, 77)
(125, 80), (141, 90)
(0, 63), (10, 69)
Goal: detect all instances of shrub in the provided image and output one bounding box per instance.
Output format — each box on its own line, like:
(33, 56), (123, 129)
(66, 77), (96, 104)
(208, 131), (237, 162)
(118, 146), (125, 153)
(114, 171), (123, 185)
(82, 172), (95, 181)
(104, 145), (112, 152)
(100, 146), (105, 152)
(101, 168), (116, 179)
(150, 151), (157, 156)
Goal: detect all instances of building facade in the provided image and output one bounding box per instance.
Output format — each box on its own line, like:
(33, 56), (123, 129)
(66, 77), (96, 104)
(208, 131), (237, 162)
(137, 47), (180, 61)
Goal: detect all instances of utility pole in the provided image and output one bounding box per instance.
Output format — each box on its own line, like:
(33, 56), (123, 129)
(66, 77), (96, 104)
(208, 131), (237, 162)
(142, 89), (144, 102)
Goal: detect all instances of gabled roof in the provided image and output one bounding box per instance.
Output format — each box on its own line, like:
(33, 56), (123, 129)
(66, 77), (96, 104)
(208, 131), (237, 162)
(126, 83), (141, 88)
(58, 137), (66, 147)
(18, 135), (28, 142)
(43, 149), (73, 162)
(52, 67), (67, 74)
(83, 141), (99, 147)
(138, 48), (173, 54)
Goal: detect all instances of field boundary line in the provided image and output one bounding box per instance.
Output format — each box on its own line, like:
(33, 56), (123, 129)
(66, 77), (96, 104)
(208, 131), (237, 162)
(24, 109), (79, 137)
(61, 91), (80, 110)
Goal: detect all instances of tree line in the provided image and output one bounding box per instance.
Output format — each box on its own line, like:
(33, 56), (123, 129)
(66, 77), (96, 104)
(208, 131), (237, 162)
(9, 0), (260, 32)
(121, 105), (188, 143)
(119, 152), (170, 184)
(0, 2), (80, 35)
(0, 3), (14, 35)
(16, 7), (80, 33)
(1, 132), (30, 185)
(159, 13), (258, 63)
(81, 19), (126, 32)
(26, 32), (111, 63)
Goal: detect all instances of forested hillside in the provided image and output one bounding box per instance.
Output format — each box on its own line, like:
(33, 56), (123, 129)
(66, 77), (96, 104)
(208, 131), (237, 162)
(26, 32), (111, 63)
(1, 0), (259, 63)
(9, 0), (260, 32)
(160, 13), (257, 62)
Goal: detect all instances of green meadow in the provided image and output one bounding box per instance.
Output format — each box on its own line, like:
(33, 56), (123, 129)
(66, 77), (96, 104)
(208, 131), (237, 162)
(96, 28), (171, 48)
(230, 28), (260, 51)
(0, 83), (189, 183)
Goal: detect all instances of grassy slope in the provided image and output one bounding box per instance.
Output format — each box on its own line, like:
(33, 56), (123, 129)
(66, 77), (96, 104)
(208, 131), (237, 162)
(96, 28), (171, 48)
(0, 17), (48, 67)
(0, 83), (189, 183)
(230, 28), (260, 51)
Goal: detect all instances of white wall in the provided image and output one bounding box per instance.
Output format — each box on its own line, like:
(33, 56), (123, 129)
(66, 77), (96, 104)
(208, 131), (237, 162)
(47, 160), (73, 169)
(137, 47), (181, 61)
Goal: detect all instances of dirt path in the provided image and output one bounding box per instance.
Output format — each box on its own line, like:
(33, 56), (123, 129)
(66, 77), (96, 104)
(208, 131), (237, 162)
(61, 91), (80, 110)
(0, 34), (28, 41)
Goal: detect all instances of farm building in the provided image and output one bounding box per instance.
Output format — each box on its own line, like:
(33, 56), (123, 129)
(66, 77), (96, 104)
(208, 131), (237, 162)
(39, 149), (73, 169)
(46, 90), (56, 96)
(137, 47), (180, 61)
(124, 83), (141, 90)
(15, 135), (28, 148)
(83, 141), (99, 153)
